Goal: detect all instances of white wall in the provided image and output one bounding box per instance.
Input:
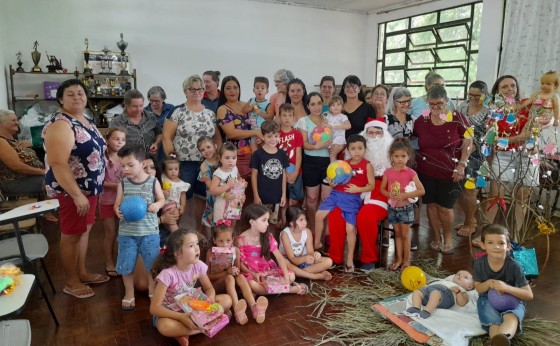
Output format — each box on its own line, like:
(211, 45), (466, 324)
(0, 0), (367, 108)
(365, 0), (503, 89)
(0, 6), (8, 109)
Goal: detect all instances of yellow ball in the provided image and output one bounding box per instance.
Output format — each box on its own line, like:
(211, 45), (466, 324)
(401, 266), (427, 291)
(162, 180), (172, 190)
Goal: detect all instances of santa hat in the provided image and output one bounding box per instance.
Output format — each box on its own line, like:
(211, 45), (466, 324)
(363, 119), (387, 132)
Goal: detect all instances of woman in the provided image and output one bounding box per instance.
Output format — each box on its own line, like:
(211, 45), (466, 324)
(216, 75), (262, 178)
(43, 79), (109, 298)
(319, 76), (336, 113)
(295, 92), (332, 249)
(455, 81), (490, 237)
(413, 86), (470, 255)
(110, 89), (162, 154)
(202, 70), (221, 113)
(473, 76), (535, 246)
(339, 75), (376, 138)
(145, 86), (175, 126)
(163, 74), (222, 199)
(370, 84), (391, 118)
(285, 78), (309, 123)
(385, 87), (414, 139)
(0, 109), (45, 195)
(270, 69), (295, 116)
(410, 72), (454, 120)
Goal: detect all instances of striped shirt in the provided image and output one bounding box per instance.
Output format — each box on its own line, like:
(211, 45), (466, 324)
(119, 175), (159, 236)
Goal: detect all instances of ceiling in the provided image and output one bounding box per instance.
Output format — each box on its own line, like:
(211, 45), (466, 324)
(247, 0), (440, 14)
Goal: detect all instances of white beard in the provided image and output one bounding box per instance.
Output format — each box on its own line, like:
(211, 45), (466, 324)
(365, 135), (393, 177)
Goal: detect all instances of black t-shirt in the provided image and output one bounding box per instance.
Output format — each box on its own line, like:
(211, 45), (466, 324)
(344, 102), (376, 139)
(250, 148), (289, 204)
(473, 254), (528, 294)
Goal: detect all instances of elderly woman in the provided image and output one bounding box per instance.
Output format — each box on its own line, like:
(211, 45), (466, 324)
(43, 79), (108, 298)
(413, 86), (470, 255)
(410, 72), (454, 120)
(285, 78), (309, 123)
(110, 89), (162, 154)
(145, 86), (175, 126)
(385, 87), (414, 139)
(202, 70), (221, 113)
(217, 75), (262, 178)
(0, 109), (44, 195)
(339, 75), (376, 138)
(369, 84), (391, 118)
(320, 76), (336, 112)
(270, 69), (295, 116)
(163, 74), (222, 199)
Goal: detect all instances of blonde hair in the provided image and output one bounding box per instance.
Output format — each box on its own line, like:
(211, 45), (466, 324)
(541, 70), (559, 89)
(182, 74), (204, 92)
(0, 109), (16, 123)
(329, 95), (344, 107)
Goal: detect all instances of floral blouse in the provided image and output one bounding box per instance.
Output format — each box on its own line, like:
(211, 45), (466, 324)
(43, 113), (106, 197)
(217, 108), (252, 151)
(0, 135), (44, 182)
(385, 112), (414, 139)
(168, 105), (216, 162)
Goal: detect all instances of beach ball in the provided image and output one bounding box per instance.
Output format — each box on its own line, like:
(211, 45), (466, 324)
(401, 266), (427, 291)
(286, 163), (295, 174)
(326, 160), (352, 185)
(310, 126), (333, 145)
(488, 289), (520, 312)
(120, 196), (147, 222)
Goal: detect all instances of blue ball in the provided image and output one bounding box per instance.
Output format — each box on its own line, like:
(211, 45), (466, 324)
(488, 289), (520, 312)
(120, 196), (147, 222)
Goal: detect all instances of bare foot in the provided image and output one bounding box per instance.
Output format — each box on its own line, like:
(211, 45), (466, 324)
(389, 262), (402, 271)
(321, 271), (333, 281)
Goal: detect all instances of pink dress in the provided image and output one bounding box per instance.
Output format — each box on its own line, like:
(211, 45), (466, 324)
(237, 233), (284, 281)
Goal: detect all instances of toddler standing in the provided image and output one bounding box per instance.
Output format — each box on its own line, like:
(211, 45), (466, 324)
(115, 145), (165, 310)
(243, 76), (274, 152)
(197, 136), (220, 233)
(99, 128), (126, 278)
(161, 158), (190, 232)
(326, 96), (351, 162)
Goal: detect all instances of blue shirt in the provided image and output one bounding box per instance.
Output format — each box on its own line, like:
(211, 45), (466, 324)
(145, 102), (175, 126)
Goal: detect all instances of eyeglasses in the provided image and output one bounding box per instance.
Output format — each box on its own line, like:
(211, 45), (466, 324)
(149, 99), (162, 104)
(428, 101), (445, 108)
(395, 99), (412, 105)
(274, 80), (283, 85)
(344, 84), (359, 90)
(467, 93), (482, 99)
(372, 92), (387, 97)
(188, 88), (204, 94)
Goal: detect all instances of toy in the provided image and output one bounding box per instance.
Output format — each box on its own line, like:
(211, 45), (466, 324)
(310, 126), (333, 145)
(401, 266), (427, 291)
(162, 180), (172, 190)
(286, 163), (295, 174)
(0, 277), (15, 295)
(488, 289), (521, 312)
(175, 289), (229, 337)
(0, 264), (22, 295)
(326, 160), (352, 185)
(120, 196), (147, 222)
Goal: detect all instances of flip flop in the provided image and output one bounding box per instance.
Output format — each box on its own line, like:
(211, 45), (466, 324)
(430, 241), (441, 252)
(105, 269), (120, 278)
(252, 296), (268, 324)
(292, 282), (309, 295)
(122, 297), (136, 311)
(389, 263), (402, 271)
(63, 286), (95, 299)
(440, 243), (455, 254)
(344, 264), (355, 273)
(82, 274), (110, 284)
(234, 299), (248, 325)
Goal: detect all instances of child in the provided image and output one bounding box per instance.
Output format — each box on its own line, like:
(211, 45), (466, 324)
(209, 142), (247, 225)
(314, 135), (375, 272)
(406, 270), (475, 318)
(279, 206), (333, 281)
(197, 136), (220, 234)
(250, 120), (288, 224)
(236, 204), (309, 320)
(521, 70), (559, 127)
(206, 220), (261, 325)
(380, 138), (425, 271)
(242, 76), (274, 152)
(161, 158), (191, 232)
(473, 224), (533, 346)
(115, 145), (165, 310)
(150, 229), (232, 346)
(326, 96), (351, 162)
(277, 103), (305, 224)
(99, 128), (126, 278)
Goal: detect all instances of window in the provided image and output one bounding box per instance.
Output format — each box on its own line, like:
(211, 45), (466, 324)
(377, 2), (483, 99)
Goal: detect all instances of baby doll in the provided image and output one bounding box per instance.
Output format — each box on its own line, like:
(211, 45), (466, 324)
(406, 270), (474, 319)
(521, 70), (559, 127)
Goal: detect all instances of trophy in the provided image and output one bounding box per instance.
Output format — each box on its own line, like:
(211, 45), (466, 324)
(31, 41), (42, 72)
(101, 46), (114, 74)
(116, 33), (129, 75)
(83, 38), (92, 75)
(16, 51), (24, 72)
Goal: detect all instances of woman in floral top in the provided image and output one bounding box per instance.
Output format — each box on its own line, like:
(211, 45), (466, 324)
(43, 79), (108, 299)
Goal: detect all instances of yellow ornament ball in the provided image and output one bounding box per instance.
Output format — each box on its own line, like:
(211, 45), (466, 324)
(464, 178), (476, 190)
(162, 180), (172, 190)
(401, 266), (427, 291)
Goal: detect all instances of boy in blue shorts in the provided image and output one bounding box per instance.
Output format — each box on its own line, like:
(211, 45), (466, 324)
(473, 224), (533, 346)
(115, 146), (165, 310)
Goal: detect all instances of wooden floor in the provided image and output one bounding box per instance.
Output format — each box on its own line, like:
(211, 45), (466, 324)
(15, 200), (560, 346)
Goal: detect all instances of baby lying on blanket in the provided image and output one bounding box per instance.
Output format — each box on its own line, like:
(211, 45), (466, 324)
(406, 270), (474, 319)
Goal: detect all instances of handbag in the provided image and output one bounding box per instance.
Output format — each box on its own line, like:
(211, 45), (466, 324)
(512, 247), (539, 278)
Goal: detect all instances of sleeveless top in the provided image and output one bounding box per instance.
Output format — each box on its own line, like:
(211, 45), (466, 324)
(295, 115), (329, 157)
(279, 227), (308, 257)
(118, 175), (159, 236)
(335, 159), (369, 194)
(0, 135), (44, 182)
(43, 113), (106, 197)
(248, 97), (270, 128)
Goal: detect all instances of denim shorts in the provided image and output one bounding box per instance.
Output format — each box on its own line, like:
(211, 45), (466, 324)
(477, 294), (525, 334)
(420, 284), (455, 309)
(388, 204), (414, 224)
(179, 160), (206, 199)
(116, 234), (160, 275)
(287, 174), (305, 201)
(298, 262), (311, 269)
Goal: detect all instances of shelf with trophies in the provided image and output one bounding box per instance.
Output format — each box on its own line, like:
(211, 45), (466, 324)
(8, 35), (137, 127)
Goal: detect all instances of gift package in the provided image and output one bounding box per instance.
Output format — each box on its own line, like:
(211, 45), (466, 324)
(210, 247), (235, 274)
(224, 179), (247, 220)
(262, 274), (290, 294)
(175, 289), (229, 337)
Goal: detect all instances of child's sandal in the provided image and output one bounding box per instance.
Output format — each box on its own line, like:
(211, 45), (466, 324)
(234, 299), (248, 325)
(252, 296), (268, 324)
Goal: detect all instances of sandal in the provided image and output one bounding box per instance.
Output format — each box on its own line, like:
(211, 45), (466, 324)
(63, 285), (95, 299)
(454, 223), (464, 231)
(344, 264), (355, 273)
(252, 296), (268, 324)
(292, 282), (309, 295)
(105, 268), (120, 278)
(121, 297), (136, 311)
(389, 263), (401, 271)
(234, 299), (248, 325)
(430, 241), (441, 252)
(440, 243), (454, 254)
(472, 236), (483, 248)
(457, 224), (477, 237)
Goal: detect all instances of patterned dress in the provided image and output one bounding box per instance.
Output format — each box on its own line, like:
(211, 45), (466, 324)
(197, 161), (219, 227)
(237, 233), (284, 281)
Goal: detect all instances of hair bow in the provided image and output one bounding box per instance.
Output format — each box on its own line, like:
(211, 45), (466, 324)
(159, 245), (167, 256)
(217, 219), (232, 227)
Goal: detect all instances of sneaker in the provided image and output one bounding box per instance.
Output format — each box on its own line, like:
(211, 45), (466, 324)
(360, 262), (376, 272)
(382, 237), (390, 248)
(410, 240), (418, 251)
